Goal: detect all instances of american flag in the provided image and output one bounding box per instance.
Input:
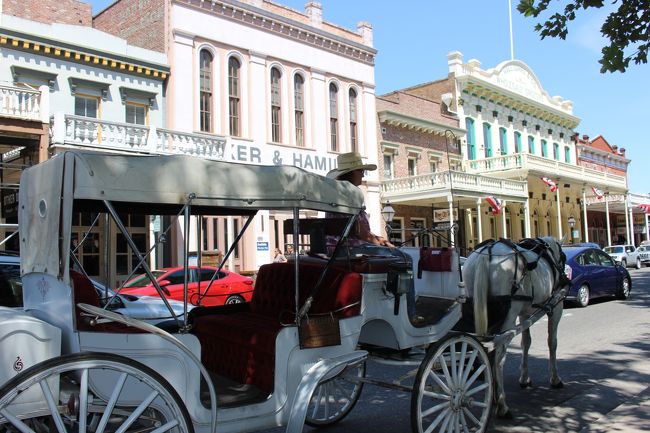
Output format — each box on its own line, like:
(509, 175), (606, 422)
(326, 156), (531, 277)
(591, 186), (604, 200)
(541, 177), (557, 192)
(485, 196), (504, 215)
(639, 204), (650, 214)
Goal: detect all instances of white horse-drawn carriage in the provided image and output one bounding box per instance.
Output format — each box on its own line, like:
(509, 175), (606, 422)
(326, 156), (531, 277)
(0, 151), (568, 433)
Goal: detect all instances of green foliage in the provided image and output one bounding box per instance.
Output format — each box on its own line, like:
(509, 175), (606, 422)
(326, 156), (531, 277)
(517, 0), (649, 73)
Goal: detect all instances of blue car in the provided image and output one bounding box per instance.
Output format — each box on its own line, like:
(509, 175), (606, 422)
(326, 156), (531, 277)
(563, 246), (631, 308)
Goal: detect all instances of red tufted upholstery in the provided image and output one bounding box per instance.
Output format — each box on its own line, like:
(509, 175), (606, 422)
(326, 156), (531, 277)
(71, 271), (141, 333)
(192, 262), (362, 394)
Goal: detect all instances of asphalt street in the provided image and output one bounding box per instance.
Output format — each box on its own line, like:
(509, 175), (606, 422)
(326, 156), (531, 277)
(260, 265), (650, 433)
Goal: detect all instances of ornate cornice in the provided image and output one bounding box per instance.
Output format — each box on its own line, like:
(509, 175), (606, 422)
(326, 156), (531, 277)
(378, 110), (465, 138)
(175, 0), (376, 65)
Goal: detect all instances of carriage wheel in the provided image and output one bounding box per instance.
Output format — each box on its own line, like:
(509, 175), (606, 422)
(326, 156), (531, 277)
(305, 359), (365, 427)
(411, 333), (493, 433)
(0, 352), (194, 433)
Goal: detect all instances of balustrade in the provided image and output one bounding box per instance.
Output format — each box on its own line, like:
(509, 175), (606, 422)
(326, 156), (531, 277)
(0, 84), (41, 121)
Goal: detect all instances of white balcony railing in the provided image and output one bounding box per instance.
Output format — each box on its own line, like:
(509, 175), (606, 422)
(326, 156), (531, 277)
(382, 171), (528, 201)
(465, 153), (628, 189)
(0, 84), (41, 121)
(52, 114), (227, 159)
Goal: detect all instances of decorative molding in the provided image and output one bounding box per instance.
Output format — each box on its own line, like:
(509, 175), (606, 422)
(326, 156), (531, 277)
(176, 0), (376, 65)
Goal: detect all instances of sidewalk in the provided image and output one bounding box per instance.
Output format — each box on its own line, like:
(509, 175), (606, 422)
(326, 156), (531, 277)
(581, 386), (650, 432)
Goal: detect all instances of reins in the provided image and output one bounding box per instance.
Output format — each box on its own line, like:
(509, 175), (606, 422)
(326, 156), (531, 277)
(476, 237), (567, 306)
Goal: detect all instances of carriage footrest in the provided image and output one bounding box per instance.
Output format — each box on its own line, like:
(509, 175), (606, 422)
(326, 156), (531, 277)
(412, 296), (457, 328)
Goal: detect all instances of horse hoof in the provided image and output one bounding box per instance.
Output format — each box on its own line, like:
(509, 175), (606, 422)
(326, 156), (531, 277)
(519, 379), (533, 388)
(551, 381), (564, 389)
(497, 410), (514, 420)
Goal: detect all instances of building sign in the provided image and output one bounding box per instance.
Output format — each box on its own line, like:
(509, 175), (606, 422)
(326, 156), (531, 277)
(433, 207), (459, 229)
(256, 241), (269, 251)
(1, 189), (18, 220)
(223, 140), (339, 175)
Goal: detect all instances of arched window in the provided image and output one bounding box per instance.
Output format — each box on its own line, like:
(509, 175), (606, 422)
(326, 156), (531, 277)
(541, 139), (548, 157)
(199, 49), (213, 132)
(228, 57), (241, 137)
(528, 136), (535, 154)
(270, 67), (282, 143)
(564, 146), (571, 163)
(294, 74), (304, 147)
(553, 142), (560, 160)
(483, 123), (492, 157)
(329, 83), (338, 152)
(349, 88), (358, 152)
(499, 127), (508, 155)
(514, 131), (522, 153)
(465, 118), (476, 160)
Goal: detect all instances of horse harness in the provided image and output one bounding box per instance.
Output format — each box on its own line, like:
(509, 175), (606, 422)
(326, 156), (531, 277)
(476, 237), (569, 310)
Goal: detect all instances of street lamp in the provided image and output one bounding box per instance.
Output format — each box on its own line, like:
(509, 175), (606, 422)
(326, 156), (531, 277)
(381, 201), (395, 237)
(568, 215), (576, 244)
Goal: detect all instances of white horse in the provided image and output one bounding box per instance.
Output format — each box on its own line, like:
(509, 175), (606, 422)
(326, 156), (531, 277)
(462, 236), (569, 418)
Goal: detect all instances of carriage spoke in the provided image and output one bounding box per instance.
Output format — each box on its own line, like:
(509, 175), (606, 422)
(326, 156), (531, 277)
(465, 382), (489, 398)
(79, 368), (89, 433)
(332, 381), (351, 404)
(424, 406), (451, 433)
(422, 389), (452, 401)
(459, 410), (471, 433)
(461, 406), (481, 426)
(96, 372), (128, 433)
(439, 407), (453, 433)
(463, 364), (486, 391)
(428, 370), (453, 395)
(0, 408), (36, 433)
(450, 342), (459, 387)
(39, 378), (66, 433)
(439, 354), (454, 390)
(460, 348), (478, 384)
(421, 400), (449, 418)
(310, 385), (324, 418)
(115, 389), (160, 433)
(457, 341), (468, 383)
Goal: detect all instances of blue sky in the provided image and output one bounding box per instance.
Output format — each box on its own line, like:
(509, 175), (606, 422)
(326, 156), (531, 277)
(89, 0), (649, 193)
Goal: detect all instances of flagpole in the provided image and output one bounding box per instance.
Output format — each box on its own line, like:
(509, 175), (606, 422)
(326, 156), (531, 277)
(582, 188), (589, 243)
(508, 0), (515, 60)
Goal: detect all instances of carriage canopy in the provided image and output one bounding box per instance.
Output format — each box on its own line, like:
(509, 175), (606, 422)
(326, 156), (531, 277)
(19, 151), (365, 278)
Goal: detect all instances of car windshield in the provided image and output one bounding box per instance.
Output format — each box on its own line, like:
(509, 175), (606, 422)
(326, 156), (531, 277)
(639, 246), (649, 252)
(604, 246), (624, 254)
(123, 270), (167, 288)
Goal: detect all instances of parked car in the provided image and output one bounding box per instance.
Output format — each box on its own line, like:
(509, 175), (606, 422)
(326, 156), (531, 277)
(0, 253), (188, 324)
(563, 246), (631, 308)
(603, 244), (642, 269)
(637, 245), (650, 267)
(121, 266), (254, 306)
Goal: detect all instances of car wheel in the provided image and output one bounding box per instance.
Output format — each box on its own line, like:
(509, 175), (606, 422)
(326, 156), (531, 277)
(621, 259), (627, 268)
(617, 277), (631, 300)
(576, 284), (590, 308)
(636, 258), (642, 269)
(225, 294), (245, 304)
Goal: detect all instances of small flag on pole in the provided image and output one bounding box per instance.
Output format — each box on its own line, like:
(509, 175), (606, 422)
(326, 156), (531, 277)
(541, 177), (557, 192)
(485, 196), (504, 215)
(638, 204), (650, 214)
(591, 186), (604, 200)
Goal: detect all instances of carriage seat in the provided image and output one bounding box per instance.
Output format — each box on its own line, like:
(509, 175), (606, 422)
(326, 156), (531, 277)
(191, 262), (362, 394)
(71, 271), (141, 333)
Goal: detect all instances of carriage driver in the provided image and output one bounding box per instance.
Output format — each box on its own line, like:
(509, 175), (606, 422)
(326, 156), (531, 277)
(326, 152), (395, 248)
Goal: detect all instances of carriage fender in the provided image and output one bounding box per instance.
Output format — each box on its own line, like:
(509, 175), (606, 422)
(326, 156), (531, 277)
(285, 350), (368, 433)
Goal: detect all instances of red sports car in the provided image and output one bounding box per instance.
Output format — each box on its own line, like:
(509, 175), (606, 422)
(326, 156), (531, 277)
(121, 266), (254, 306)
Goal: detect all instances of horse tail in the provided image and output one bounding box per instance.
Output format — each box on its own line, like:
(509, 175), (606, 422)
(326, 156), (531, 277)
(473, 251), (490, 336)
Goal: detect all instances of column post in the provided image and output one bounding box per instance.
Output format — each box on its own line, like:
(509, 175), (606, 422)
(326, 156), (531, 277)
(476, 198), (483, 244)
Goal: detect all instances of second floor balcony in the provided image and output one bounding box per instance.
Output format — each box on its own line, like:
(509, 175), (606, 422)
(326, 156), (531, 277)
(382, 171), (528, 204)
(0, 83), (45, 122)
(465, 153), (627, 191)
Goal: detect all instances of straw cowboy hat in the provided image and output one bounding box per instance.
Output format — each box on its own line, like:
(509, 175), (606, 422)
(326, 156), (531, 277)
(326, 152), (377, 179)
